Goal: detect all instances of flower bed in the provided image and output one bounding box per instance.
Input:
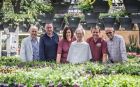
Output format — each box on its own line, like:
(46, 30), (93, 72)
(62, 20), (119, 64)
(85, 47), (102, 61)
(0, 56), (139, 87)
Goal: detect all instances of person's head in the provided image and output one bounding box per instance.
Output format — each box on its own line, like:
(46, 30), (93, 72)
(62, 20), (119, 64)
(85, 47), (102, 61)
(91, 27), (100, 40)
(105, 27), (115, 40)
(45, 23), (53, 35)
(63, 27), (74, 40)
(75, 27), (85, 42)
(29, 25), (38, 38)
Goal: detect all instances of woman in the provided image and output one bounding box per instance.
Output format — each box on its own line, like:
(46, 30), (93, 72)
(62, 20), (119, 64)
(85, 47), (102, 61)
(67, 27), (92, 64)
(56, 27), (74, 63)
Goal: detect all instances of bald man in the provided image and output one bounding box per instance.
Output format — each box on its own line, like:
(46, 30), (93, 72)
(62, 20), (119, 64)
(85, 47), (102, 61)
(105, 27), (127, 63)
(39, 23), (59, 61)
(20, 26), (40, 62)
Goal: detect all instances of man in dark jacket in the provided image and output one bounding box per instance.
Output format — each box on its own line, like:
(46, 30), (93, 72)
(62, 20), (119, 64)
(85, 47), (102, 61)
(39, 23), (59, 61)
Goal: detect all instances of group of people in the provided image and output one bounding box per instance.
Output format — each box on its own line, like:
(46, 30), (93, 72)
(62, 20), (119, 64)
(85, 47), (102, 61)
(20, 23), (127, 64)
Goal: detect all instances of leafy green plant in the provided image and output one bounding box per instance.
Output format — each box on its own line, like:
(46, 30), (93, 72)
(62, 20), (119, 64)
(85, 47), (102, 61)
(126, 34), (138, 52)
(36, 3), (54, 13)
(78, 0), (112, 13)
(78, 0), (95, 12)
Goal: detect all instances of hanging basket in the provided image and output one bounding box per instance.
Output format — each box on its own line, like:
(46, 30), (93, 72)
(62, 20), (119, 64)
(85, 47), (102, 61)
(96, 22), (105, 30)
(102, 16), (116, 27)
(123, 0), (140, 13)
(53, 16), (65, 32)
(119, 17), (134, 30)
(67, 17), (80, 31)
(130, 14), (140, 24)
(81, 22), (90, 30)
(19, 21), (30, 32)
(8, 24), (17, 32)
(84, 12), (99, 24)
(93, 0), (109, 13)
(52, 2), (71, 14)
(37, 13), (54, 24)
(113, 22), (120, 30)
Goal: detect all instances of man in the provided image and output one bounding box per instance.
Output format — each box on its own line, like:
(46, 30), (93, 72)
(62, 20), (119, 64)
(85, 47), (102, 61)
(87, 27), (107, 63)
(39, 23), (59, 61)
(67, 27), (92, 64)
(20, 26), (40, 62)
(105, 27), (127, 63)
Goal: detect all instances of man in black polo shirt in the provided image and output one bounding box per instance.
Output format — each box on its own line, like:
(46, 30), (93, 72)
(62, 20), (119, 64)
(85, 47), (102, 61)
(39, 23), (59, 61)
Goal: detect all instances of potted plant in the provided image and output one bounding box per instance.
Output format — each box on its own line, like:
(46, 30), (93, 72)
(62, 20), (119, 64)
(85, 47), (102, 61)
(78, 0), (99, 24)
(96, 22), (105, 30)
(80, 21), (91, 30)
(130, 13), (140, 24)
(119, 16), (134, 31)
(114, 9), (134, 31)
(102, 16), (116, 27)
(36, 3), (54, 23)
(92, 0), (112, 13)
(65, 14), (81, 31)
(53, 15), (65, 32)
(50, 0), (72, 14)
(123, 0), (140, 13)
(113, 22), (120, 30)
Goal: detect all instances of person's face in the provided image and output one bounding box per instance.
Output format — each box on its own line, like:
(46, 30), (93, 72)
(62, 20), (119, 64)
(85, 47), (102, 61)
(91, 28), (100, 39)
(45, 24), (53, 35)
(30, 28), (38, 38)
(76, 30), (84, 41)
(105, 28), (114, 39)
(66, 29), (72, 39)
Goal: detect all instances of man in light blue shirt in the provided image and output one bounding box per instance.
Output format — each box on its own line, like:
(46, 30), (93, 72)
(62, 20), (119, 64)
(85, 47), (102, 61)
(20, 26), (40, 62)
(105, 27), (127, 63)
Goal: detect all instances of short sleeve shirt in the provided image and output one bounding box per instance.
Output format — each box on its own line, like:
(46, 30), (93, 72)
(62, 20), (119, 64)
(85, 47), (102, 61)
(87, 37), (107, 61)
(57, 39), (72, 63)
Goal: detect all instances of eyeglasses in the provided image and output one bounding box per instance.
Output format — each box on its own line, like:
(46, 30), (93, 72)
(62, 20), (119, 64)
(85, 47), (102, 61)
(93, 32), (99, 33)
(106, 32), (113, 35)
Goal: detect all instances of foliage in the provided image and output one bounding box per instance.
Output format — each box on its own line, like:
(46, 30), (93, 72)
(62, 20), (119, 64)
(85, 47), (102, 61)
(78, 0), (112, 13)
(78, 0), (95, 12)
(0, 56), (20, 66)
(35, 3), (54, 13)
(0, 56), (140, 86)
(99, 9), (130, 20)
(126, 34), (138, 53)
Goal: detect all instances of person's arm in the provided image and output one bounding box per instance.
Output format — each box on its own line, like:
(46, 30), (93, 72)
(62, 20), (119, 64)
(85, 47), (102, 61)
(67, 43), (73, 62)
(39, 37), (45, 60)
(56, 40), (63, 63)
(56, 54), (61, 63)
(20, 39), (26, 62)
(120, 37), (127, 62)
(87, 44), (92, 60)
(102, 40), (108, 63)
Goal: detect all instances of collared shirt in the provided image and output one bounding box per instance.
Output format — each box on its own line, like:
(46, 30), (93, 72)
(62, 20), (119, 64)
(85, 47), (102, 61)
(39, 32), (59, 61)
(107, 34), (127, 62)
(67, 41), (92, 64)
(87, 37), (107, 61)
(31, 38), (39, 60)
(57, 39), (73, 63)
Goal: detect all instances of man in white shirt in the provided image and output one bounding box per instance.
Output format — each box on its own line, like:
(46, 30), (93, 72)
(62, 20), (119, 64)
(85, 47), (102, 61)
(67, 27), (92, 64)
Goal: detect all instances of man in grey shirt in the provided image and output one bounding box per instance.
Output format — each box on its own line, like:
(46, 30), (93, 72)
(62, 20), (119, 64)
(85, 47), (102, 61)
(105, 27), (127, 63)
(20, 26), (40, 62)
